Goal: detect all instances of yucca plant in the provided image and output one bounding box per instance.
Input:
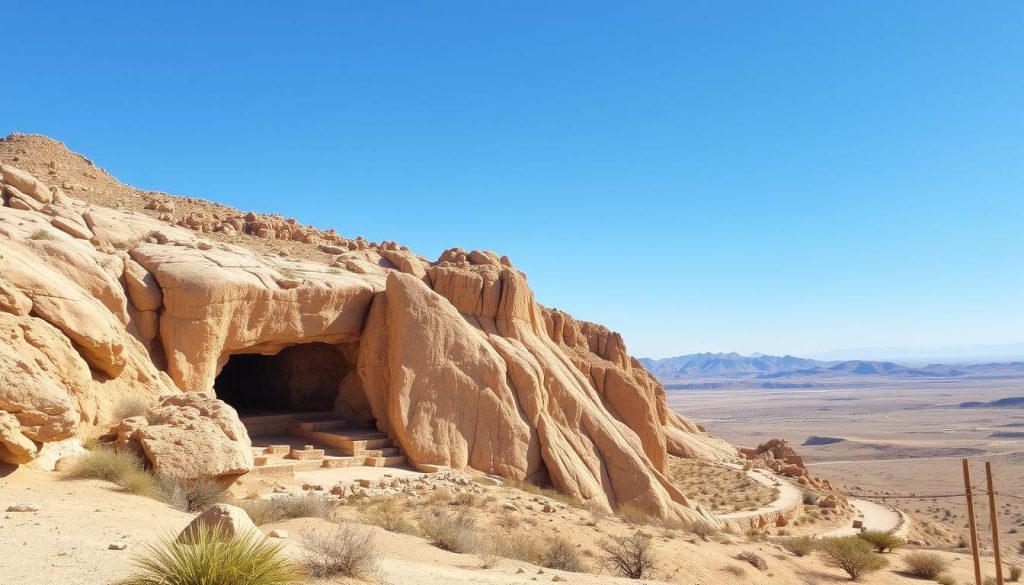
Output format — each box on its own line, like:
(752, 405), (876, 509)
(118, 526), (303, 585)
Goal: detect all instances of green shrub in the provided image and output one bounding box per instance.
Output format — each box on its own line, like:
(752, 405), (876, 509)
(235, 494), (334, 525)
(419, 509), (477, 553)
(540, 537), (584, 572)
(779, 535), (817, 557)
(902, 551), (949, 579)
(28, 229), (55, 241)
(118, 526), (302, 585)
(818, 536), (887, 580)
(302, 525), (380, 580)
(857, 530), (903, 552)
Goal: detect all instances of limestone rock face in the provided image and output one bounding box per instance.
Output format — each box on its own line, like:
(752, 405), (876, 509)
(0, 410), (38, 464)
(124, 394), (253, 480)
(0, 139), (736, 520)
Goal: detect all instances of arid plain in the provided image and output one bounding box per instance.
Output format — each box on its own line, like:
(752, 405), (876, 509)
(668, 378), (1024, 567)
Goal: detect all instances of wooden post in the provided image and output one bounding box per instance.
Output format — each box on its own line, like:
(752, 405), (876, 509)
(986, 462), (1004, 585)
(963, 458), (983, 585)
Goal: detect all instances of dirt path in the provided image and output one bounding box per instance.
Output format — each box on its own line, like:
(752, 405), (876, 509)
(713, 466), (802, 522)
(824, 498), (902, 537)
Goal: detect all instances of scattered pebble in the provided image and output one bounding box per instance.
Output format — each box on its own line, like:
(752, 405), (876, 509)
(268, 529), (289, 539)
(108, 543), (128, 551)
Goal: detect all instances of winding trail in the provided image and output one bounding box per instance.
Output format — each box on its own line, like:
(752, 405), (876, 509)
(711, 464), (903, 537)
(823, 498), (902, 537)
(713, 465), (801, 522)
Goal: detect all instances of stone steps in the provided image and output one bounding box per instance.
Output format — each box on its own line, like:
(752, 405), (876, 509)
(245, 412), (406, 473)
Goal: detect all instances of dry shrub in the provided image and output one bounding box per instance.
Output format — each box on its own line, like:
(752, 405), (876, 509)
(113, 395), (151, 421)
(28, 229), (55, 240)
(616, 503), (654, 526)
(302, 524), (380, 580)
(362, 498), (417, 534)
(493, 533), (543, 564)
(679, 519), (718, 541)
(779, 535), (817, 557)
(585, 501), (610, 526)
(426, 486), (453, 504)
(902, 551), (949, 579)
(1010, 564), (1023, 582)
(736, 551), (768, 571)
(818, 536), (887, 580)
(236, 494), (334, 525)
(420, 508), (477, 553)
(118, 526), (302, 585)
(541, 537), (584, 572)
(161, 478), (226, 513)
(857, 530), (903, 552)
(451, 491), (477, 506)
(722, 564), (747, 577)
(598, 531), (656, 579)
(936, 574), (957, 585)
(496, 509), (520, 529)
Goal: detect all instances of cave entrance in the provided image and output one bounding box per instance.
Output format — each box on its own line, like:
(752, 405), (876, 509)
(215, 343), (349, 416)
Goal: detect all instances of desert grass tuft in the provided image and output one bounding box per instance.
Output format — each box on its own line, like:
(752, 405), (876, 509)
(235, 494), (335, 525)
(64, 448), (163, 498)
(117, 526), (302, 585)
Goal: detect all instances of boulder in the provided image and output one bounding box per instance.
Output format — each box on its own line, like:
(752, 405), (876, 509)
(178, 504), (258, 542)
(0, 164), (52, 203)
(127, 394), (253, 480)
(0, 410), (38, 464)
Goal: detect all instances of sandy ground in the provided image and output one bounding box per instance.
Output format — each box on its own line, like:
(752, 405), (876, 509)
(2, 456), (1012, 585)
(0, 466), (193, 585)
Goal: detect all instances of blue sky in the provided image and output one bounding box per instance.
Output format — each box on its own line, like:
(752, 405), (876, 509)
(4, 2), (1022, 358)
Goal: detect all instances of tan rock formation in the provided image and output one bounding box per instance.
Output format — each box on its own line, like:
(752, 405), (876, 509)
(115, 394), (252, 480)
(0, 135), (735, 520)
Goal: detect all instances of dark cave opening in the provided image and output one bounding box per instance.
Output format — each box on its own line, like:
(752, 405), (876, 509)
(214, 343), (347, 416)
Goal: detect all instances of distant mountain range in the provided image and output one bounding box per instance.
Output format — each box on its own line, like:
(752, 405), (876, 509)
(639, 352), (1024, 389)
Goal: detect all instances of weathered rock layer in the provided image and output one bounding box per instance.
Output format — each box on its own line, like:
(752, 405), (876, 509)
(0, 134), (734, 521)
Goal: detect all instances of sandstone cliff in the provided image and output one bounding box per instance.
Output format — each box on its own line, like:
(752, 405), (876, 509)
(0, 133), (734, 521)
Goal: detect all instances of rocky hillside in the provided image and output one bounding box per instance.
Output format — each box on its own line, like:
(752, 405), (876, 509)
(0, 134), (734, 522)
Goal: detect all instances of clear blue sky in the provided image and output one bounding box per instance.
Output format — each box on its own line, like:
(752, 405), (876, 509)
(4, 2), (1022, 358)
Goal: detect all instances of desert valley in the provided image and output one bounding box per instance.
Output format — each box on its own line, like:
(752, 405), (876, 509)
(0, 134), (1021, 585)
